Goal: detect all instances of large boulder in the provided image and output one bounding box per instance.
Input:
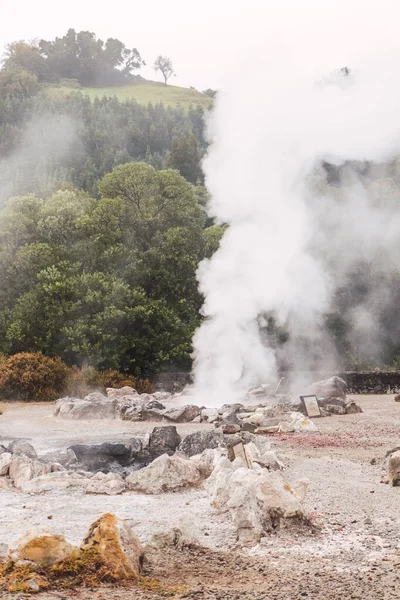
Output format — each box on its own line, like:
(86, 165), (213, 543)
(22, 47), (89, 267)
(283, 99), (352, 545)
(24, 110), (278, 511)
(8, 440), (38, 459)
(126, 453), (201, 494)
(68, 442), (131, 472)
(9, 455), (52, 488)
(0, 452), (12, 476)
(8, 527), (78, 567)
(310, 376), (347, 399)
(388, 450), (400, 486)
(206, 458), (307, 544)
(148, 426), (181, 458)
(178, 429), (225, 457)
(55, 394), (117, 420)
(81, 513), (143, 579)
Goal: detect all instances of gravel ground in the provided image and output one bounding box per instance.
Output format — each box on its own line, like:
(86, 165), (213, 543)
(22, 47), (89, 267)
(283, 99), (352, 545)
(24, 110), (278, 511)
(0, 394), (399, 599)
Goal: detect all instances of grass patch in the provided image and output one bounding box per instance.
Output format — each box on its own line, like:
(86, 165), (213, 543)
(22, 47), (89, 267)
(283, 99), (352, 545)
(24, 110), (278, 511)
(47, 81), (213, 110)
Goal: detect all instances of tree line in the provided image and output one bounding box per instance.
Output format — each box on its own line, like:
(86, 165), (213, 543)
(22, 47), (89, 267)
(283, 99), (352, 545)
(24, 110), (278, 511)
(2, 29), (145, 87)
(0, 163), (223, 376)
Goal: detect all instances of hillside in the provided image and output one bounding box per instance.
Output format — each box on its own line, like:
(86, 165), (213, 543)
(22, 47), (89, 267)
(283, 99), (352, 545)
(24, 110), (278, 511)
(48, 81), (214, 109)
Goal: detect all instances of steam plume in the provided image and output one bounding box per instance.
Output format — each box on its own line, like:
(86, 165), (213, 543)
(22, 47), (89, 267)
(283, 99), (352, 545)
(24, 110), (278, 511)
(191, 44), (400, 406)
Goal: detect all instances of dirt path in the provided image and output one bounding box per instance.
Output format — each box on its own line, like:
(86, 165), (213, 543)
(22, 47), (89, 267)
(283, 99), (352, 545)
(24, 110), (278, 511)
(0, 395), (399, 599)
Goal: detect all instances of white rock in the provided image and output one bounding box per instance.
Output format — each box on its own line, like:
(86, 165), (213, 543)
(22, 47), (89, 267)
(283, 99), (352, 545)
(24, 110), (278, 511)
(54, 395), (116, 420)
(0, 452), (12, 476)
(10, 456), (52, 488)
(206, 458), (306, 544)
(279, 412), (318, 433)
(126, 453), (201, 494)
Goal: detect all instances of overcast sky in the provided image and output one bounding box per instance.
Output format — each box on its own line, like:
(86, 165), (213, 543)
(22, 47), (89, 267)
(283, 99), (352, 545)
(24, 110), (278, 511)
(1, 1), (400, 89)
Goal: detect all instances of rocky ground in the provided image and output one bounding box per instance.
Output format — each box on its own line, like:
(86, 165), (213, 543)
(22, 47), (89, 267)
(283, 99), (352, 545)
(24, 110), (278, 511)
(0, 394), (399, 599)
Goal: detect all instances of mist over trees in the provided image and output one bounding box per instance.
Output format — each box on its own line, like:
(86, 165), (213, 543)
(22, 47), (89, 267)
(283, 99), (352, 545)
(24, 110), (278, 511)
(0, 35), (399, 377)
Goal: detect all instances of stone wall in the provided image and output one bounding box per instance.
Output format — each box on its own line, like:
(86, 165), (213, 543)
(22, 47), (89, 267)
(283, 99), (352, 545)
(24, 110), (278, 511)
(280, 371), (400, 394)
(153, 370), (400, 395)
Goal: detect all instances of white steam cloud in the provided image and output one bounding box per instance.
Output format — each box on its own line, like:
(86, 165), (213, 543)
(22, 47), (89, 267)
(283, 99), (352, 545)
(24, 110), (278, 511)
(191, 23), (400, 406)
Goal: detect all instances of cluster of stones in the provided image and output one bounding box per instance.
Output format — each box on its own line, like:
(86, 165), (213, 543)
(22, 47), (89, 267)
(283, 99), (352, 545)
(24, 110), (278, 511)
(54, 377), (363, 434)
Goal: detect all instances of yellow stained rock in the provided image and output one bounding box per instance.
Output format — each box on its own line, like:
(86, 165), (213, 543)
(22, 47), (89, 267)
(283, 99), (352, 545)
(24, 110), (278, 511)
(81, 513), (143, 579)
(8, 527), (79, 568)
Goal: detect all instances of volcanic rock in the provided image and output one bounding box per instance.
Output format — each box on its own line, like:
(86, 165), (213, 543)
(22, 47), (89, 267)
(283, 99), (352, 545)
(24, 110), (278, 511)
(8, 440), (38, 459)
(68, 442), (131, 472)
(81, 513), (143, 579)
(148, 426), (181, 457)
(178, 429), (225, 457)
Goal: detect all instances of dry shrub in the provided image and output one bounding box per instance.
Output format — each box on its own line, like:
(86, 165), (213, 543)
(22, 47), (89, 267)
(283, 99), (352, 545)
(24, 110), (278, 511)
(0, 353), (69, 402)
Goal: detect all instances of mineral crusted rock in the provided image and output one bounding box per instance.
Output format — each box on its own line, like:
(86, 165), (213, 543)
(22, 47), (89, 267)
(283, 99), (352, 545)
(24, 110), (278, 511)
(81, 513), (143, 579)
(8, 527), (78, 567)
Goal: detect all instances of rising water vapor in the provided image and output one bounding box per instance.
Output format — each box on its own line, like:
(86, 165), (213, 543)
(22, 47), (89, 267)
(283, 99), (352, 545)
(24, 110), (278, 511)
(191, 29), (400, 405)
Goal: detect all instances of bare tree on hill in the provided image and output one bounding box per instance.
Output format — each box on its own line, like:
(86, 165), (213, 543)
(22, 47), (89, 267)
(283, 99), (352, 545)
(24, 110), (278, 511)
(154, 55), (175, 85)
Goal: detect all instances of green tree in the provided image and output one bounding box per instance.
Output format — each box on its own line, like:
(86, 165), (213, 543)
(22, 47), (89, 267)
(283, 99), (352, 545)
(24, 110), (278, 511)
(166, 131), (203, 184)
